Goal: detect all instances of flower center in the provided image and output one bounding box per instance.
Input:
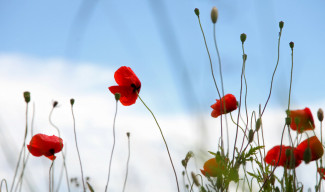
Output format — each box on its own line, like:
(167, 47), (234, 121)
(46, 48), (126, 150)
(49, 148), (55, 155)
(131, 83), (141, 93)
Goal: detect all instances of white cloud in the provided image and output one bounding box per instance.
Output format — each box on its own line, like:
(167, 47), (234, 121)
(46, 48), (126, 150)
(0, 53), (324, 192)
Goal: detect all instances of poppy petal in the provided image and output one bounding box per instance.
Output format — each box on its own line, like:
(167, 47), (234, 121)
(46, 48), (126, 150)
(109, 85), (138, 106)
(114, 66), (141, 87)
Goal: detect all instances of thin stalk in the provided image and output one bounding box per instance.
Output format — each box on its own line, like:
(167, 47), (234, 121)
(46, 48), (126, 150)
(122, 133), (131, 192)
(104, 100), (118, 192)
(10, 103), (28, 192)
(261, 27), (283, 116)
(49, 161), (54, 192)
(71, 103), (86, 192)
(1, 179), (9, 192)
(49, 106), (70, 192)
(137, 92), (180, 192)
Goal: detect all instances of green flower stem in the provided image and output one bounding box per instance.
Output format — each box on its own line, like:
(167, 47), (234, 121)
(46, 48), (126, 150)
(196, 15), (224, 152)
(71, 104), (86, 192)
(49, 107), (70, 192)
(261, 27), (283, 116)
(122, 133), (131, 192)
(137, 92), (180, 192)
(104, 100), (118, 192)
(10, 103), (28, 192)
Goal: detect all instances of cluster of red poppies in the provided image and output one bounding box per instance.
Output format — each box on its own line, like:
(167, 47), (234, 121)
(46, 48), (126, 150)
(264, 108), (324, 169)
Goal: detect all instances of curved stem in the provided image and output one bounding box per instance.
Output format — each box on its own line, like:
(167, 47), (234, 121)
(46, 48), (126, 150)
(137, 92), (180, 192)
(104, 100), (118, 192)
(71, 105), (86, 192)
(261, 28), (283, 116)
(122, 133), (131, 192)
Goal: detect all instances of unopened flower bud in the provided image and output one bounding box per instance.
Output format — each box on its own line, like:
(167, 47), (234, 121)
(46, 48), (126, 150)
(285, 117), (291, 126)
(53, 101), (58, 108)
(289, 41), (294, 49)
(191, 172), (200, 186)
(115, 93), (121, 101)
(318, 108), (324, 122)
(240, 33), (247, 43)
(285, 148), (293, 158)
(23, 91), (30, 103)
(126, 132), (130, 137)
(211, 7), (218, 24)
(303, 147), (312, 164)
(181, 159), (187, 167)
(248, 129), (254, 143)
(70, 98), (75, 106)
(255, 118), (262, 132)
(279, 21), (284, 29)
(242, 54), (247, 61)
(194, 8), (200, 16)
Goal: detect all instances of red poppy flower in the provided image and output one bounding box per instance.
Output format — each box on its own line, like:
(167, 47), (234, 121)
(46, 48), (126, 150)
(296, 136), (323, 162)
(108, 66), (141, 106)
(318, 168), (325, 180)
(264, 145), (301, 169)
(200, 158), (227, 177)
(27, 134), (63, 160)
(287, 107), (315, 133)
(211, 94), (237, 118)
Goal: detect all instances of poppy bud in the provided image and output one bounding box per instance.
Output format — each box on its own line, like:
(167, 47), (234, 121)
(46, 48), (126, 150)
(70, 98), (75, 106)
(185, 184), (189, 189)
(303, 147), (312, 164)
(248, 129), (254, 143)
(285, 117), (291, 125)
(270, 174), (276, 185)
(289, 41), (294, 49)
(181, 159), (187, 167)
(194, 8), (200, 16)
(240, 33), (247, 43)
(255, 118), (262, 132)
(182, 171), (185, 176)
(191, 172), (200, 186)
(242, 54), (247, 61)
(115, 93), (121, 101)
(279, 21), (284, 29)
(211, 7), (218, 24)
(285, 148), (293, 158)
(53, 101), (58, 108)
(126, 132), (130, 137)
(318, 108), (324, 122)
(23, 91), (30, 103)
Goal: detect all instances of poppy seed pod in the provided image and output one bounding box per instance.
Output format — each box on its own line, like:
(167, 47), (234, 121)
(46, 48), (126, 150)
(23, 91), (30, 103)
(318, 108), (324, 122)
(303, 147), (312, 164)
(211, 7), (218, 23)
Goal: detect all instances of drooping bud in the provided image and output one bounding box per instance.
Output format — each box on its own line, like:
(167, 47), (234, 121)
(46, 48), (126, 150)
(248, 129), (254, 143)
(279, 21), (284, 29)
(242, 54), (247, 61)
(211, 7), (218, 24)
(194, 8), (200, 16)
(70, 98), (75, 106)
(289, 41), (294, 49)
(318, 108), (324, 122)
(53, 101), (58, 108)
(303, 147), (312, 164)
(191, 172), (200, 186)
(240, 33), (247, 43)
(255, 118), (262, 132)
(23, 91), (30, 103)
(115, 93), (121, 101)
(285, 117), (291, 126)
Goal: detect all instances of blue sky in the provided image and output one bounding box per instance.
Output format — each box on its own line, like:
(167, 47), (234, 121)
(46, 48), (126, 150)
(1, 1), (325, 191)
(1, 0), (325, 115)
